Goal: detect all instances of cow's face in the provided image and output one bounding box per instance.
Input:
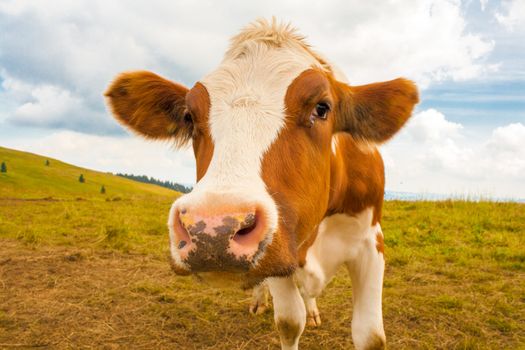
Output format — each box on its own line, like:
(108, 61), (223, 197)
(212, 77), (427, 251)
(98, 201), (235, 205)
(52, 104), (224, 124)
(105, 21), (418, 285)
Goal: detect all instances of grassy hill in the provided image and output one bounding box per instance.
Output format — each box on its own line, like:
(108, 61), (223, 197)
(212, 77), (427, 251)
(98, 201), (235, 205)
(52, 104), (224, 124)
(0, 146), (180, 254)
(0, 146), (524, 349)
(0, 146), (177, 199)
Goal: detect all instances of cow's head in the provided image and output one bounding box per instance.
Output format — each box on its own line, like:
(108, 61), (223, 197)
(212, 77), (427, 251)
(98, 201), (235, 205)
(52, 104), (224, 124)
(105, 20), (418, 286)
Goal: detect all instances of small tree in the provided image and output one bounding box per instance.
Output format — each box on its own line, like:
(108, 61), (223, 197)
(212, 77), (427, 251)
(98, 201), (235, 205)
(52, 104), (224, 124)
(1, 161), (6, 173)
(45, 159), (50, 166)
(78, 174), (85, 183)
(100, 185), (106, 194)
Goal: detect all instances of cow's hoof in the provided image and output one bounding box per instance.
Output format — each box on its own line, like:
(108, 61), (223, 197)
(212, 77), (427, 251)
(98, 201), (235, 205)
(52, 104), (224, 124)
(306, 310), (321, 327)
(249, 282), (269, 315)
(249, 299), (269, 315)
(355, 332), (386, 350)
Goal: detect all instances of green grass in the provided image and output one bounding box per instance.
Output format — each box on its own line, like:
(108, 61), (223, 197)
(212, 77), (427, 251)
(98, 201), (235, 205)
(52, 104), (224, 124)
(380, 200), (525, 349)
(0, 146), (524, 349)
(0, 146), (177, 199)
(0, 146), (179, 255)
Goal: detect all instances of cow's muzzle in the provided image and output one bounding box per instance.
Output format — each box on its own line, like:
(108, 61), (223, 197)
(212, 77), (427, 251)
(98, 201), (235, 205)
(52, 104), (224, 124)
(170, 205), (269, 272)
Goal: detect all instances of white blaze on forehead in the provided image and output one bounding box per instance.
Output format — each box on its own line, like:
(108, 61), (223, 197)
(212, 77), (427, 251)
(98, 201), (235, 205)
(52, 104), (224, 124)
(197, 42), (322, 190)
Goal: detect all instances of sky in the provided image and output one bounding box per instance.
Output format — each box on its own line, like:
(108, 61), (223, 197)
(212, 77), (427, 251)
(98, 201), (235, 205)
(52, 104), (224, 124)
(0, 0), (524, 199)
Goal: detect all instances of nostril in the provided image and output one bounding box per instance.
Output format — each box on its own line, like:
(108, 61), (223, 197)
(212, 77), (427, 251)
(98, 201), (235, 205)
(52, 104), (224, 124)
(234, 222), (256, 237)
(228, 209), (267, 260)
(232, 212), (260, 245)
(173, 210), (191, 251)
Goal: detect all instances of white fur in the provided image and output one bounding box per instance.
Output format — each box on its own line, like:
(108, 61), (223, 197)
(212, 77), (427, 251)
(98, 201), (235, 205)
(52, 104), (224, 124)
(267, 276), (306, 350)
(331, 136), (339, 155)
(199, 41), (321, 190)
(296, 208), (385, 349)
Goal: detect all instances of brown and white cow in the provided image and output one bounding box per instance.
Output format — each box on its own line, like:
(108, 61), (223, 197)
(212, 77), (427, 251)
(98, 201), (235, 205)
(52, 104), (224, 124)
(105, 19), (418, 350)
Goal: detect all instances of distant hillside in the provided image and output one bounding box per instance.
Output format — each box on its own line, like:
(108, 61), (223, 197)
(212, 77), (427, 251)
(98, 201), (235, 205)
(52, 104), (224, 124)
(116, 173), (192, 193)
(0, 146), (180, 199)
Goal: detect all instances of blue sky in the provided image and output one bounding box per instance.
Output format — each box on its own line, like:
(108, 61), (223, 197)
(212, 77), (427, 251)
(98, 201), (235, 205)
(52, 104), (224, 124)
(0, 0), (524, 198)
(420, 0), (525, 130)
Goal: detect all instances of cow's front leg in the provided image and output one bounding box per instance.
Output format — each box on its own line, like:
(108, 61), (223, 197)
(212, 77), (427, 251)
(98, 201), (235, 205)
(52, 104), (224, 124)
(267, 276), (306, 350)
(345, 227), (386, 350)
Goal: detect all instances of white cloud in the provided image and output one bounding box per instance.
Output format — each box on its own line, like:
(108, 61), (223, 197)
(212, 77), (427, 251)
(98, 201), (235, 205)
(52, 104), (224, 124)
(496, 0), (525, 32)
(484, 123), (525, 177)
(0, 0), (497, 134)
(382, 110), (525, 199)
(404, 109), (463, 143)
(2, 131), (196, 185)
(300, 0), (496, 87)
(14, 85), (81, 124)
(1, 72), (119, 134)
(0, 0), (520, 199)
(480, 0), (489, 11)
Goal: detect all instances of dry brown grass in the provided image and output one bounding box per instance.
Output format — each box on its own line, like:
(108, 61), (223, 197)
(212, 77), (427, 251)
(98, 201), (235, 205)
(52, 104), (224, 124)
(0, 241), (280, 349)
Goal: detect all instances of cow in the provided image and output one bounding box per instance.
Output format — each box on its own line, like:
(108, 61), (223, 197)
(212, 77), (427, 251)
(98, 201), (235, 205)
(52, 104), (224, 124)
(105, 19), (418, 350)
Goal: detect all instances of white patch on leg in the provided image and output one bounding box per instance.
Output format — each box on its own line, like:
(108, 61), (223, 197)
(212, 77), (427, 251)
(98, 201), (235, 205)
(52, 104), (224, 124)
(299, 208), (386, 349)
(298, 211), (371, 297)
(267, 276), (306, 350)
(343, 210), (386, 349)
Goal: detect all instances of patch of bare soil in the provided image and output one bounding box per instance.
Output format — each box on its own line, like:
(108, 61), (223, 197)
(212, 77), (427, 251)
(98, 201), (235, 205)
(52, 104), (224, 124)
(0, 240), (285, 349)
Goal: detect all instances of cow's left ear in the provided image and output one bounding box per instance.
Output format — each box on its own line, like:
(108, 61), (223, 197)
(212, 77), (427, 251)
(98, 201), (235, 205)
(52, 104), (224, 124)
(105, 71), (191, 146)
(333, 78), (419, 143)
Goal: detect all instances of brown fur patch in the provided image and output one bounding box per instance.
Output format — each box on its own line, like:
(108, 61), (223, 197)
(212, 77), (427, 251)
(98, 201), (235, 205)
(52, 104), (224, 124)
(364, 332), (386, 350)
(333, 77), (419, 143)
(275, 319), (301, 347)
(327, 134), (385, 224)
(258, 69), (333, 277)
(376, 232), (385, 254)
(186, 83), (214, 181)
(105, 71), (191, 145)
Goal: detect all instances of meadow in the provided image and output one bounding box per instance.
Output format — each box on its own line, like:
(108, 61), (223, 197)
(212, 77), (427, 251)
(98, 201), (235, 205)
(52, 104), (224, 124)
(1, 146), (524, 349)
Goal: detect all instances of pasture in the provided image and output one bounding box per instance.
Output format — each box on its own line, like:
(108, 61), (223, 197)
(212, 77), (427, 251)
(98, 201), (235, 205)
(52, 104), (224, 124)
(1, 147), (524, 349)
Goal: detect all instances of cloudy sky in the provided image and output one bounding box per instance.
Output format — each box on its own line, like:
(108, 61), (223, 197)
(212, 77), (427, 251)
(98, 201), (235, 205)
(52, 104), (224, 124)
(0, 0), (524, 199)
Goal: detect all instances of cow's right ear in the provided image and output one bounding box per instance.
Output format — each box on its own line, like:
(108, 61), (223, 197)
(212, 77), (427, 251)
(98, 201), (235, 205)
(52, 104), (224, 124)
(333, 78), (419, 143)
(105, 71), (191, 145)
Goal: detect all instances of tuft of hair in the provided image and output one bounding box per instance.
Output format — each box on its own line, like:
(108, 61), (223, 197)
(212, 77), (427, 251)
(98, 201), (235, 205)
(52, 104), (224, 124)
(229, 17), (306, 51)
(226, 17), (333, 72)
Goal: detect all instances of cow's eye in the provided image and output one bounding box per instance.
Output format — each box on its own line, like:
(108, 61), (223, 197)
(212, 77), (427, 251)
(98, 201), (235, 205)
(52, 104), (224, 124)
(183, 111), (193, 124)
(312, 102), (330, 120)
